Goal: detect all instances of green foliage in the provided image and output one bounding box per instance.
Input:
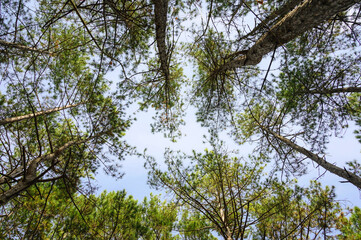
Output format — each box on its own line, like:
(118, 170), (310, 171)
(1, 0), (361, 238)
(49, 190), (148, 239)
(0, 182), (72, 239)
(189, 30), (236, 123)
(275, 34), (361, 148)
(142, 193), (179, 240)
(252, 181), (343, 239)
(0, 185), (215, 239)
(338, 206), (361, 239)
(0, 0), (135, 213)
(147, 138), (346, 239)
(178, 210), (217, 240)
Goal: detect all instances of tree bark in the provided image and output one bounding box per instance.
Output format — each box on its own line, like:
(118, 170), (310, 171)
(241, 0), (303, 40)
(0, 134), (98, 206)
(0, 102), (83, 126)
(153, 0), (169, 81)
(260, 126), (361, 189)
(0, 39), (53, 55)
(305, 86), (361, 94)
(218, 0), (360, 71)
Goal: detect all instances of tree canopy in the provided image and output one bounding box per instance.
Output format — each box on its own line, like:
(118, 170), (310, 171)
(1, 0), (361, 238)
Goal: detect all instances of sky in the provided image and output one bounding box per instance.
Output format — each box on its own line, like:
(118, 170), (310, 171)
(96, 98), (361, 209)
(95, 53), (361, 210)
(93, 0), (361, 213)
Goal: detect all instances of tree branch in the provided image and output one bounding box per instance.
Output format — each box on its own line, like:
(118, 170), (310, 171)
(0, 131), (104, 206)
(0, 102), (83, 126)
(304, 86), (361, 94)
(217, 0), (360, 72)
(240, 0), (303, 41)
(0, 39), (53, 55)
(260, 125), (361, 189)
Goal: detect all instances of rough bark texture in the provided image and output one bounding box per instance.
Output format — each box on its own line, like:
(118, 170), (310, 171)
(220, 0), (361, 71)
(0, 103), (82, 126)
(153, 0), (169, 81)
(261, 126), (361, 189)
(0, 39), (53, 55)
(0, 140), (75, 205)
(242, 0), (303, 40)
(0, 135), (96, 206)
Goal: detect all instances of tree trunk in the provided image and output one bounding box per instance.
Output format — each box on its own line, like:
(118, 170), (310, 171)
(0, 133), (101, 206)
(260, 125), (361, 189)
(0, 39), (53, 55)
(0, 102), (83, 126)
(241, 0), (303, 40)
(218, 0), (360, 72)
(305, 86), (361, 94)
(153, 0), (169, 81)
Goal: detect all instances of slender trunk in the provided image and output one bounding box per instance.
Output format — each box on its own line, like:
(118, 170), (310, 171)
(0, 39), (53, 55)
(218, 194), (233, 240)
(218, 0), (359, 71)
(0, 133), (99, 206)
(0, 102), (83, 126)
(260, 125), (361, 189)
(305, 86), (361, 94)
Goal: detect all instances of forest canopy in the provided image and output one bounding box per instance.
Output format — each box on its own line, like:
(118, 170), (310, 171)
(0, 0), (361, 239)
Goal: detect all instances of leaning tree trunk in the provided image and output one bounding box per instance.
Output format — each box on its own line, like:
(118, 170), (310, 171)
(153, 0), (174, 110)
(0, 132), (102, 206)
(217, 0), (361, 72)
(0, 102), (83, 126)
(305, 86), (361, 94)
(0, 39), (53, 55)
(259, 125), (361, 189)
(242, 0), (303, 40)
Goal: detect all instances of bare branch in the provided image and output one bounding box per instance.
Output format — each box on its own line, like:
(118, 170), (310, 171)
(0, 131), (105, 206)
(0, 39), (53, 55)
(260, 125), (361, 189)
(0, 103), (83, 126)
(305, 86), (361, 94)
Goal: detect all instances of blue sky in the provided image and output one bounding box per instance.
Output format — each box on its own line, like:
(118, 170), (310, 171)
(96, 101), (361, 208)
(94, 0), (361, 212)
